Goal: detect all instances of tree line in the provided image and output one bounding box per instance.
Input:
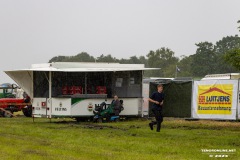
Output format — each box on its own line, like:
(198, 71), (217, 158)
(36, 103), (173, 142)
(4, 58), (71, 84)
(49, 22), (240, 78)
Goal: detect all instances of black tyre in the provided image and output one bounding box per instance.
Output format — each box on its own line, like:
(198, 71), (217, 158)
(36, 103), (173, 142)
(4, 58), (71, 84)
(97, 118), (103, 123)
(22, 106), (32, 117)
(76, 117), (88, 122)
(76, 117), (81, 122)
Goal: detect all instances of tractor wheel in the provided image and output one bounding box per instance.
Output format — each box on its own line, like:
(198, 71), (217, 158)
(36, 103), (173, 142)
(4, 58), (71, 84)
(22, 106), (32, 117)
(0, 110), (4, 117)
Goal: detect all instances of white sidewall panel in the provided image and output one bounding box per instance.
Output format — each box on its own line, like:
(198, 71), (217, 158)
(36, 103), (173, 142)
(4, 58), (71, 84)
(51, 98), (71, 116)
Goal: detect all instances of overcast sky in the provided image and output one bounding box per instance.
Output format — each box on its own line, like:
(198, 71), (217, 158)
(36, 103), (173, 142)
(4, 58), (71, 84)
(0, 0), (240, 83)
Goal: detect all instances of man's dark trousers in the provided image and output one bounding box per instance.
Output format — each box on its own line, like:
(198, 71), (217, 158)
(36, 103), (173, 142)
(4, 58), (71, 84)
(151, 107), (163, 132)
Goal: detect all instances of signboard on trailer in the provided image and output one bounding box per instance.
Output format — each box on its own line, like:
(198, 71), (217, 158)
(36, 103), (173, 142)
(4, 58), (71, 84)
(51, 98), (71, 116)
(192, 80), (238, 120)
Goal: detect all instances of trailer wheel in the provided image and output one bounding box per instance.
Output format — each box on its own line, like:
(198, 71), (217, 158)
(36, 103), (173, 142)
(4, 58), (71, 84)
(97, 118), (103, 123)
(22, 106), (32, 117)
(76, 117), (88, 122)
(93, 118), (98, 123)
(76, 118), (81, 122)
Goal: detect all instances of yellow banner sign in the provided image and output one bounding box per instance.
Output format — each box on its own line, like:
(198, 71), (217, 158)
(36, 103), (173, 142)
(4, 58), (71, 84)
(197, 84), (233, 114)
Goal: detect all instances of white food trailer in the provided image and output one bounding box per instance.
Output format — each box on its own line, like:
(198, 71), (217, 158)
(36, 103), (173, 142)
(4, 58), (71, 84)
(5, 62), (158, 120)
(201, 73), (240, 80)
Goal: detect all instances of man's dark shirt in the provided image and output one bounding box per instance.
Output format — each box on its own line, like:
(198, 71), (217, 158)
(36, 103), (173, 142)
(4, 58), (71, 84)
(150, 91), (164, 109)
(112, 99), (121, 115)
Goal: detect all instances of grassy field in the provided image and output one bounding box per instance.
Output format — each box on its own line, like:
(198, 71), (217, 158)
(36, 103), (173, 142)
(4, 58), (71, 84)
(0, 116), (239, 160)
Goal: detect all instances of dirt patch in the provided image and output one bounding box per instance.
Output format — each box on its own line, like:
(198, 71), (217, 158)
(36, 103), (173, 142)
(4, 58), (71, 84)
(22, 149), (48, 156)
(82, 124), (128, 131)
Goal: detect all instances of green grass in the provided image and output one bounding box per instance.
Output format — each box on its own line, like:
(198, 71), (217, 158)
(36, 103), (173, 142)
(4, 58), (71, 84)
(0, 116), (239, 160)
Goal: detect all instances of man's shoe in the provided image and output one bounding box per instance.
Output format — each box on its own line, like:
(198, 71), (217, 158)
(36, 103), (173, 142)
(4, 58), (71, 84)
(149, 123), (153, 130)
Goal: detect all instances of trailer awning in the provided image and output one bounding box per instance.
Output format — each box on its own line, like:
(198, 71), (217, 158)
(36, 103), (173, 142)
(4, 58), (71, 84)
(5, 70), (34, 97)
(4, 62), (160, 96)
(5, 66), (160, 72)
(5, 67), (159, 72)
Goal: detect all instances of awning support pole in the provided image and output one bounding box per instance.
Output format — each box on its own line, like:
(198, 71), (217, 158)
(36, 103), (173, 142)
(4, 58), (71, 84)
(49, 71), (52, 121)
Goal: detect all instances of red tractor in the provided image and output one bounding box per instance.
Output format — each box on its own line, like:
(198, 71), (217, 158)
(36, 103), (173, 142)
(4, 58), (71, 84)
(0, 83), (32, 117)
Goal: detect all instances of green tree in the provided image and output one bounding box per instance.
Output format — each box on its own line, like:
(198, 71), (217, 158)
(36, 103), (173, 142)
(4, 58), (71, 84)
(177, 55), (193, 77)
(139, 56), (148, 67)
(72, 52), (95, 62)
(119, 55), (147, 66)
(191, 42), (216, 77)
(49, 52), (95, 62)
(214, 35), (240, 73)
(97, 54), (118, 62)
(128, 56), (142, 64)
(147, 48), (179, 77)
(49, 56), (69, 62)
(225, 48), (240, 70)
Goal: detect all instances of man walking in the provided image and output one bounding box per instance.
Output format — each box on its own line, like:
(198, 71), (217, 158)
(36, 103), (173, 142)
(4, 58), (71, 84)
(148, 84), (164, 132)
